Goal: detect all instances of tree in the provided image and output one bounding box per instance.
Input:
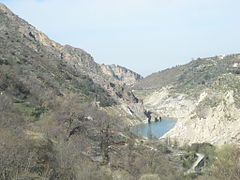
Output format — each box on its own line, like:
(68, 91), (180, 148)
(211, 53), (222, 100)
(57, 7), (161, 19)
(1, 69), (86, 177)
(100, 123), (112, 164)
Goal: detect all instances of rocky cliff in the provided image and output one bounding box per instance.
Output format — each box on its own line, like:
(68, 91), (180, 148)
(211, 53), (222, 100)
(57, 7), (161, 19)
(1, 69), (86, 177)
(100, 64), (143, 85)
(134, 54), (240, 145)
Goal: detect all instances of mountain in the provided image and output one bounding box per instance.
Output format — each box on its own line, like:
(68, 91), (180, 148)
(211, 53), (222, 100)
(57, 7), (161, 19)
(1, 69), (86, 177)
(0, 2), (147, 114)
(133, 54), (240, 145)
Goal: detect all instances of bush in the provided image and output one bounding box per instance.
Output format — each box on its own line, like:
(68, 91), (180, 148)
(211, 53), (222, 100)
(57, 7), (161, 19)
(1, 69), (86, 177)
(212, 144), (240, 180)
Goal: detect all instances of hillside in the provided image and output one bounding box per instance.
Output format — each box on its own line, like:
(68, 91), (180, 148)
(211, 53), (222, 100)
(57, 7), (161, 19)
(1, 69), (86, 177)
(134, 54), (240, 145)
(134, 55), (240, 91)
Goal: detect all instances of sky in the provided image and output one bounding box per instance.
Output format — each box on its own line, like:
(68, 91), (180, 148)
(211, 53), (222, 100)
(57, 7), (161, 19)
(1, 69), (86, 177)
(1, 0), (240, 76)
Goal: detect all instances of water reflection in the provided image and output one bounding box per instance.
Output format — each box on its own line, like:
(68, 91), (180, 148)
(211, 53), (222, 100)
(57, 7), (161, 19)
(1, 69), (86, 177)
(130, 118), (176, 139)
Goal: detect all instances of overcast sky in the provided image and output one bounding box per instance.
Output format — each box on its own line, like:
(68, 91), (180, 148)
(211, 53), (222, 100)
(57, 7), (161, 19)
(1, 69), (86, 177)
(2, 0), (240, 76)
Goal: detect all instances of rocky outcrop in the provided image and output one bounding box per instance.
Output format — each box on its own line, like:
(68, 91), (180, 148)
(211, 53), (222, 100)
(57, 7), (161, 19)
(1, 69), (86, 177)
(135, 54), (240, 145)
(142, 81), (240, 145)
(103, 81), (149, 123)
(100, 64), (143, 85)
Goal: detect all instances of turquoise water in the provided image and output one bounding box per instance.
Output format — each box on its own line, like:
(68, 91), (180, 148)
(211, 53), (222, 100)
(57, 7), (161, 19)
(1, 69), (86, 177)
(130, 118), (176, 138)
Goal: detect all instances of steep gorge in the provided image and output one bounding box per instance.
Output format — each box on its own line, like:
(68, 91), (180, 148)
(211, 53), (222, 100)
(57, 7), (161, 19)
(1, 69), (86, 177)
(1, 3), (240, 179)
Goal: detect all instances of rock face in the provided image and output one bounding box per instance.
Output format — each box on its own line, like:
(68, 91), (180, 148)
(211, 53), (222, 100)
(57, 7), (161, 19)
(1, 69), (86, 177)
(100, 64), (143, 85)
(134, 54), (240, 145)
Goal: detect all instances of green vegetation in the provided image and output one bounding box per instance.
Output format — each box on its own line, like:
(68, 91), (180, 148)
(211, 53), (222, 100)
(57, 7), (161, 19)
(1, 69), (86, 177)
(14, 102), (48, 121)
(70, 75), (115, 107)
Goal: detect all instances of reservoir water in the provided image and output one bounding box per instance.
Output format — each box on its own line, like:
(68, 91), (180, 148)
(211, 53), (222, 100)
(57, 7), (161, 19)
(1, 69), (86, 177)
(130, 118), (176, 138)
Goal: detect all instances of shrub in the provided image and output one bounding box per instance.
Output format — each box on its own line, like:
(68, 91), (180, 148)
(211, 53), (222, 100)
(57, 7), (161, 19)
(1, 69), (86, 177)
(212, 144), (240, 180)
